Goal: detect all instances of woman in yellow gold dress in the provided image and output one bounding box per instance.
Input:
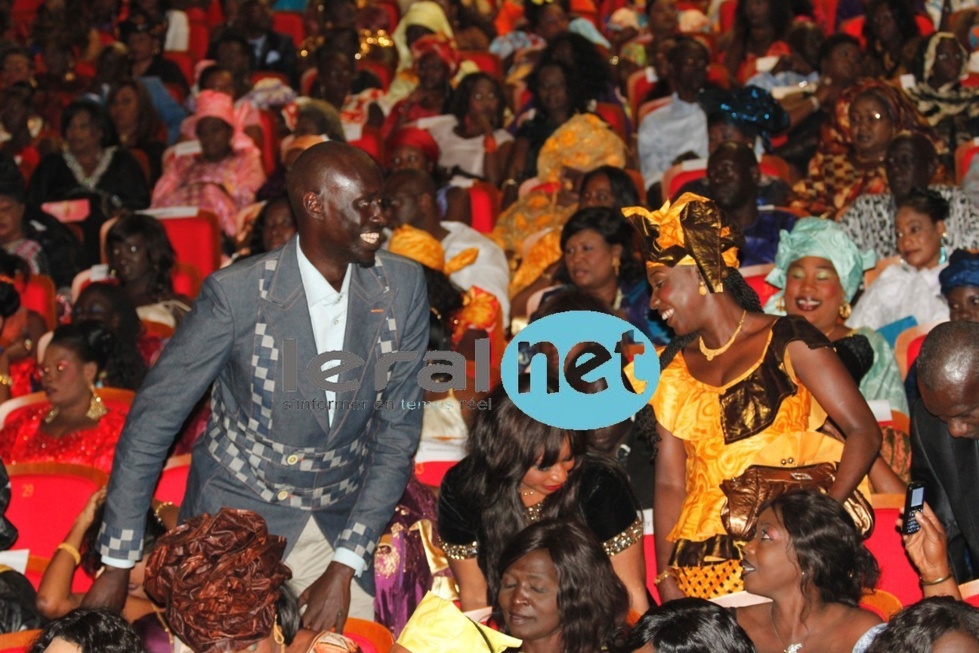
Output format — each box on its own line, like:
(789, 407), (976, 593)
(623, 194), (881, 602)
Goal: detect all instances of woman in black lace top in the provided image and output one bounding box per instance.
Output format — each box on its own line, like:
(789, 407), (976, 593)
(437, 380), (648, 615)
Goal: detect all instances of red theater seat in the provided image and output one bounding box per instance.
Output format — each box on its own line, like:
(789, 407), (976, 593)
(5, 462), (108, 559)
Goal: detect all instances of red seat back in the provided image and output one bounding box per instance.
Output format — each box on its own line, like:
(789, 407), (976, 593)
(350, 126), (385, 164)
(468, 181), (500, 234)
(954, 138), (979, 184)
(594, 102), (628, 143)
(188, 22), (210, 62)
(662, 161), (707, 201)
(627, 68), (658, 122)
(13, 274), (56, 331)
(7, 463), (108, 559)
(162, 51), (194, 86)
(459, 51), (503, 78)
(271, 11), (305, 47)
(357, 59), (393, 92)
(154, 454), (191, 504)
(257, 109), (282, 175)
(865, 500), (923, 607)
(156, 210), (223, 281)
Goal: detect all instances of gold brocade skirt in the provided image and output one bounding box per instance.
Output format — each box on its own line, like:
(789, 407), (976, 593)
(673, 560), (745, 599)
(670, 536), (745, 599)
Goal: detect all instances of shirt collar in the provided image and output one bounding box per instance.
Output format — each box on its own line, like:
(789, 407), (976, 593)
(296, 236), (352, 308)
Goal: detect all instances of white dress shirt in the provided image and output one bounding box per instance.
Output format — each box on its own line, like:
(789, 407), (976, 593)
(637, 93), (709, 189)
(296, 239), (368, 575)
(297, 238), (352, 427)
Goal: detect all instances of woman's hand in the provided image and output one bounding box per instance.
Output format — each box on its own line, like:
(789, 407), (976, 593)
(2, 336), (32, 364)
(655, 574), (687, 603)
(77, 487), (107, 530)
(472, 112), (495, 138)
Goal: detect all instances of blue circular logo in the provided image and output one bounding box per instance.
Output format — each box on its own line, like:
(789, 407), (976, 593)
(500, 311), (660, 429)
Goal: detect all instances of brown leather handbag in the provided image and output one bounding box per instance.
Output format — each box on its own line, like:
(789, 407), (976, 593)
(720, 463), (874, 540)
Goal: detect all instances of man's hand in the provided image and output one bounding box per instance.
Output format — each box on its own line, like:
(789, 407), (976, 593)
(298, 561), (356, 632)
(81, 566), (131, 612)
(901, 502), (951, 581)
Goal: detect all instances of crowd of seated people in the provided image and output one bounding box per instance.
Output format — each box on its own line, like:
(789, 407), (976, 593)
(4, 0), (979, 651)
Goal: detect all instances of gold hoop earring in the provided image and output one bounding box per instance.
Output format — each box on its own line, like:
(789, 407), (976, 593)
(838, 301), (852, 320)
(87, 386), (108, 420)
(612, 256), (620, 277)
(273, 617), (285, 645)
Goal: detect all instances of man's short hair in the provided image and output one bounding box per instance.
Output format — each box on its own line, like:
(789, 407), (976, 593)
(917, 321), (979, 391)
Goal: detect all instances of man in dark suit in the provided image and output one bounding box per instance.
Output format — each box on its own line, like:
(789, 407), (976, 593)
(87, 142), (429, 629)
(911, 321), (979, 582)
(238, 0), (296, 76)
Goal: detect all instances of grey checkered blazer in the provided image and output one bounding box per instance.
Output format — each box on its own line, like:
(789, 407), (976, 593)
(98, 238), (429, 593)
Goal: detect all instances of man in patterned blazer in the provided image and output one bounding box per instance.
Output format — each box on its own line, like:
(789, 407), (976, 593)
(86, 142), (430, 630)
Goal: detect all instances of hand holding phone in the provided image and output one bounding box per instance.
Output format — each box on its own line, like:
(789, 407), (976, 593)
(902, 481), (926, 535)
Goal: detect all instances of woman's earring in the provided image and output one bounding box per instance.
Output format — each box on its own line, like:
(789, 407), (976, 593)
(940, 233), (949, 265)
(86, 385), (108, 420)
(839, 301), (852, 320)
(698, 280), (708, 296)
(272, 617), (285, 645)
(775, 296), (785, 313)
(612, 256), (620, 277)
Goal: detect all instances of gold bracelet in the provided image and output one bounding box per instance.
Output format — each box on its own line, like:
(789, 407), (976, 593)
(653, 568), (675, 586)
(921, 572), (953, 586)
(56, 542), (81, 566)
(153, 501), (175, 526)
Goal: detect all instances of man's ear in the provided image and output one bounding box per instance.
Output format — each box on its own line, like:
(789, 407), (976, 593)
(750, 165), (760, 186)
(303, 191), (323, 219)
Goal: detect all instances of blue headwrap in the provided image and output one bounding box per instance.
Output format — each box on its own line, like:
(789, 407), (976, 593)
(764, 218), (876, 315)
(939, 249), (979, 295)
(700, 86), (790, 152)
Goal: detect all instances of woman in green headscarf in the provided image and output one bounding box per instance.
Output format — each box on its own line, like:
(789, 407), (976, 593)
(763, 218), (910, 486)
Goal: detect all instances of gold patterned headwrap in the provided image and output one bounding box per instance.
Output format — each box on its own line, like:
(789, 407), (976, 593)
(388, 224), (479, 275)
(536, 113), (627, 185)
(622, 192), (739, 293)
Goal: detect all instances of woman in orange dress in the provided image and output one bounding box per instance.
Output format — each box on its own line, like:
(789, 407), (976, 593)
(623, 193), (880, 601)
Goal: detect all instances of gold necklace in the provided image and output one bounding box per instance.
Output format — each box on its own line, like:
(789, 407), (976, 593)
(698, 310), (747, 361)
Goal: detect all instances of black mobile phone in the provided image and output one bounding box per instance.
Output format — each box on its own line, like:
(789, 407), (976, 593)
(903, 481), (926, 535)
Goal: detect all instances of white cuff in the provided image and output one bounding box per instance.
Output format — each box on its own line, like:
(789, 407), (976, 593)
(332, 547), (366, 577)
(100, 555), (136, 570)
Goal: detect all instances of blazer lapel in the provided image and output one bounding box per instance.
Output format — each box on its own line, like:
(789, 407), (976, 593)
(263, 239), (334, 435)
(330, 261), (395, 435)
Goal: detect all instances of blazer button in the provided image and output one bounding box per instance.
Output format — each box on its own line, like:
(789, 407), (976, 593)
(286, 454), (299, 465)
(277, 490), (289, 501)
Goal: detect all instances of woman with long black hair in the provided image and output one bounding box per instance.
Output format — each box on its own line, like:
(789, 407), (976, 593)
(438, 381), (648, 615)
